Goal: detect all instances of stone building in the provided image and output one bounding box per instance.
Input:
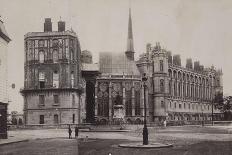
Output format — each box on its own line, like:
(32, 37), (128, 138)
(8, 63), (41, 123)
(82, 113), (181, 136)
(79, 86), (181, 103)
(93, 9), (223, 124)
(0, 19), (11, 138)
(21, 10), (223, 126)
(21, 18), (85, 126)
(136, 43), (223, 124)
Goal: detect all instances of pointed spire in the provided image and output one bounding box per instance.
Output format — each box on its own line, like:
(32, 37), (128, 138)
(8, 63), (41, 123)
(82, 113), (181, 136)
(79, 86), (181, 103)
(126, 8), (135, 61)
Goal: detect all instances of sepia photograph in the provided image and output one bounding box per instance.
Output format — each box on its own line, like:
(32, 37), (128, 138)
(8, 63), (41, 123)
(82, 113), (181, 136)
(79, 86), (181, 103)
(0, 0), (232, 154)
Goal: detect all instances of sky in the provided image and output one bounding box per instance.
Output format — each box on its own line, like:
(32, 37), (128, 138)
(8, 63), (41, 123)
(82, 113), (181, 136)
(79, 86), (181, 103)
(1, 0), (232, 113)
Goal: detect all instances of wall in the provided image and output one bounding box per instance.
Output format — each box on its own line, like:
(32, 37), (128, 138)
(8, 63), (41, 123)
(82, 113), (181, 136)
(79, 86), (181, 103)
(0, 37), (8, 104)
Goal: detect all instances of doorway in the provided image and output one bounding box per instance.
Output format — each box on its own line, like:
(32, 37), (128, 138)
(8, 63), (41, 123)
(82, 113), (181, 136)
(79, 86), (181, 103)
(86, 81), (95, 123)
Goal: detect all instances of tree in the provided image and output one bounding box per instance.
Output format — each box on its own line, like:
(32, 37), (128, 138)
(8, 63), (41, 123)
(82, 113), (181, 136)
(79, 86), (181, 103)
(214, 93), (232, 120)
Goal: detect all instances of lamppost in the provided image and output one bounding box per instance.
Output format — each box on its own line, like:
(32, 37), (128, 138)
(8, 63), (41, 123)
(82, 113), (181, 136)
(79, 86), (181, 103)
(142, 73), (148, 145)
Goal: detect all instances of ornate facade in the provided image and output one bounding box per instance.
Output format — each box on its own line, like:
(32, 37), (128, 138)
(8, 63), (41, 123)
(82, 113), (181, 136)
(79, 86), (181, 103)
(94, 9), (223, 124)
(21, 18), (85, 125)
(136, 43), (223, 124)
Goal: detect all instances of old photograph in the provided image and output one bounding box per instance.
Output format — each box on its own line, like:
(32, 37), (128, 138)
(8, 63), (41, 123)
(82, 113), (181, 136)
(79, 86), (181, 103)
(0, 0), (232, 154)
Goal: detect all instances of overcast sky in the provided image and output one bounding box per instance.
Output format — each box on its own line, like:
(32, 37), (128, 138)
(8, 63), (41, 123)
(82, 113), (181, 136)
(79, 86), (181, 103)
(1, 0), (232, 113)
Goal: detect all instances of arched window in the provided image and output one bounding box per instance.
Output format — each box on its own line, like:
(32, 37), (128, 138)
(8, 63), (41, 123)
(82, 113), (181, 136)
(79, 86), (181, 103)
(174, 82), (177, 96)
(39, 51), (45, 63)
(161, 101), (165, 108)
(53, 71), (59, 88)
(169, 80), (172, 95)
(70, 50), (74, 61)
(160, 79), (164, 92)
(53, 50), (58, 63)
(178, 83), (181, 97)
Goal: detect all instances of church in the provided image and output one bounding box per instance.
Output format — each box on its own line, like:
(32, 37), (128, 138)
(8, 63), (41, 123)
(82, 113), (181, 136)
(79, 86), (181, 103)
(22, 9), (223, 126)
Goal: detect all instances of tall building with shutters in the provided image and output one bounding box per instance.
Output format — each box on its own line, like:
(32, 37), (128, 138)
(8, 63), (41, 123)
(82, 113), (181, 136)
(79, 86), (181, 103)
(21, 18), (85, 126)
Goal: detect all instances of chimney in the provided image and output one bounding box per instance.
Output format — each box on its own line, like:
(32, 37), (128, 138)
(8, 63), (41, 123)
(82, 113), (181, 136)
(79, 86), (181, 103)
(167, 51), (172, 64)
(44, 18), (52, 32)
(194, 61), (200, 71)
(58, 21), (65, 32)
(173, 54), (181, 66)
(186, 58), (193, 69)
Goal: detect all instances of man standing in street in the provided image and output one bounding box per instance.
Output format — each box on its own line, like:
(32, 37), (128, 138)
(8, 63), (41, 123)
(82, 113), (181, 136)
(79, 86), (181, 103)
(75, 126), (79, 138)
(68, 125), (72, 139)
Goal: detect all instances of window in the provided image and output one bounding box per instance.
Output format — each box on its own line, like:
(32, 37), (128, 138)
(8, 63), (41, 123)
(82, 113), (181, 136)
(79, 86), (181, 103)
(54, 114), (58, 124)
(174, 102), (176, 108)
(160, 60), (164, 71)
(39, 95), (45, 105)
(161, 101), (165, 108)
(53, 71), (59, 88)
(59, 48), (62, 59)
(70, 50), (74, 61)
(39, 40), (44, 47)
(160, 79), (164, 92)
(53, 50), (58, 63)
(39, 115), (44, 124)
(39, 51), (45, 63)
(71, 71), (74, 88)
(179, 103), (182, 109)
(39, 72), (45, 88)
(53, 95), (59, 104)
(184, 103), (186, 109)
(72, 94), (75, 106)
(73, 114), (75, 124)
(170, 102), (172, 108)
(169, 81), (172, 95)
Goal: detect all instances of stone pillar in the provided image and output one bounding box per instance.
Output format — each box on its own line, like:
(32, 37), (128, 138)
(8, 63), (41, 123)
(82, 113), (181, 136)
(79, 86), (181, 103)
(109, 82), (112, 121)
(132, 82), (135, 116)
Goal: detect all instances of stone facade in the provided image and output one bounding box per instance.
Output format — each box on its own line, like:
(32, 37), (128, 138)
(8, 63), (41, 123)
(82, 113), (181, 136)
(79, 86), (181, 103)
(136, 43), (223, 123)
(93, 9), (223, 125)
(21, 18), (84, 126)
(0, 20), (11, 138)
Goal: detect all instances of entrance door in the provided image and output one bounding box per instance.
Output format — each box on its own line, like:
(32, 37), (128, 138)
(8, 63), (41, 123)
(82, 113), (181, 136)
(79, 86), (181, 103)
(54, 114), (58, 124)
(86, 81), (95, 123)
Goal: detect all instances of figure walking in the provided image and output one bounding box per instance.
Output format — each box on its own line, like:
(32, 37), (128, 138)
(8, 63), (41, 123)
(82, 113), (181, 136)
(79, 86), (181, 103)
(75, 126), (79, 138)
(68, 125), (72, 139)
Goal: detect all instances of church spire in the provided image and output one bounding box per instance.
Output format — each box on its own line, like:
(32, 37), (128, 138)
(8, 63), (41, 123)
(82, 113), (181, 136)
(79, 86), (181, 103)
(125, 8), (135, 61)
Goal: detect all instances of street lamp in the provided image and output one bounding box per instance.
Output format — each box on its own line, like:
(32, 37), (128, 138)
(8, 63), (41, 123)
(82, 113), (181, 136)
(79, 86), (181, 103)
(142, 73), (148, 145)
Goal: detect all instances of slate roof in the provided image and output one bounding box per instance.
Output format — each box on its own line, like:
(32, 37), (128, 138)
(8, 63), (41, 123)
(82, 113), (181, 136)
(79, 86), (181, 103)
(99, 52), (140, 75)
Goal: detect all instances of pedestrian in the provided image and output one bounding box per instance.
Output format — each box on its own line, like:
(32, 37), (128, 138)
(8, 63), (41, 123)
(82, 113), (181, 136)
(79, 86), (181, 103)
(163, 119), (167, 128)
(75, 126), (79, 138)
(68, 125), (72, 139)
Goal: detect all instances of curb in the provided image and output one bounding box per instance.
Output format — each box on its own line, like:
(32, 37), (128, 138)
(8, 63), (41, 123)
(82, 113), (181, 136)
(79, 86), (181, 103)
(0, 139), (29, 146)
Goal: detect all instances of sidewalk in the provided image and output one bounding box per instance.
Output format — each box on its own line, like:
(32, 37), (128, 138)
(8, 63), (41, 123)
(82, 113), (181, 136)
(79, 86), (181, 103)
(0, 136), (29, 146)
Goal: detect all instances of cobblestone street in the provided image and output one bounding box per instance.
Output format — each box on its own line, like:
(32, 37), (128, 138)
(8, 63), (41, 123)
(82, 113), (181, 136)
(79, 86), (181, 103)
(0, 125), (231, 154)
